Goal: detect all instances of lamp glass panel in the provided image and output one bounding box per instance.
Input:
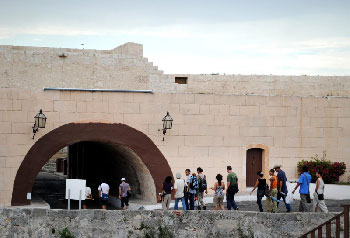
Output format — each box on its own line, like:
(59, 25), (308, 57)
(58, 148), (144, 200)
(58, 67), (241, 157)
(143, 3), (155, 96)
(38, 117), (46, 128)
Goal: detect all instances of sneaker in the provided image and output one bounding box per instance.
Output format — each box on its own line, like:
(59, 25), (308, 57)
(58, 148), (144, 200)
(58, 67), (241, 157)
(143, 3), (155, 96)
(234, 207), (239, 210)
(203, 206), (206, 210)
(286, 209), (291, 213)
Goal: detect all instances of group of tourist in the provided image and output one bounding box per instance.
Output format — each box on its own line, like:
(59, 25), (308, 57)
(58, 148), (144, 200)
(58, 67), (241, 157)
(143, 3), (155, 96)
(162, 164), (328, 213)
(162, 166), (239, 211)
(84, 177), (131, 210)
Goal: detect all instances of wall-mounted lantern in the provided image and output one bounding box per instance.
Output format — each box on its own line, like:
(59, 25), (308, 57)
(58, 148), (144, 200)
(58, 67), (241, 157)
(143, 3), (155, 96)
(161, 112), (173, 141)
(32, 109), (47, 139)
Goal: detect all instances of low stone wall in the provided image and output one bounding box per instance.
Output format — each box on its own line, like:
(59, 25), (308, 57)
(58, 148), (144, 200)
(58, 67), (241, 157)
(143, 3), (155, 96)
(0, 208), (337, 238)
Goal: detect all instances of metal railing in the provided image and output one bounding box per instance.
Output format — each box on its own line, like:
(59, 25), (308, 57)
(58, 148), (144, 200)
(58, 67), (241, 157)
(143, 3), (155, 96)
(301, 205), (349, 238)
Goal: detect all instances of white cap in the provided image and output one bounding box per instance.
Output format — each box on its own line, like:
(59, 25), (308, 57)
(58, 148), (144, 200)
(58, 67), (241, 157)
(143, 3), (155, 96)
(121, 178), (126, 181)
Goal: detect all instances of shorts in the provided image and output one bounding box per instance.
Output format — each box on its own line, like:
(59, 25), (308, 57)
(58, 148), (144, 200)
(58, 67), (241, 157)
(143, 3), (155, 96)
(213, 196), (224, 207)
(100, 198), (108, 206)
(121, 197), (129, 207)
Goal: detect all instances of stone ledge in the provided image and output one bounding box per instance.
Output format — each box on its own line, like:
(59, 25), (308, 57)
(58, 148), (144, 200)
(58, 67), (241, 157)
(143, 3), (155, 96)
(0, 208), (338, 238)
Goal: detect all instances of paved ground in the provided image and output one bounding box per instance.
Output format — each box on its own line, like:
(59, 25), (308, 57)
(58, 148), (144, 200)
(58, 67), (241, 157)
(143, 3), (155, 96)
(200, 199), (350, 213)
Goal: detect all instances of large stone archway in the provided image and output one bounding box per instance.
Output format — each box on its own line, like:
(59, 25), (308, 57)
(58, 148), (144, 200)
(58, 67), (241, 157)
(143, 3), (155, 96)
(11, 123), (172, 206)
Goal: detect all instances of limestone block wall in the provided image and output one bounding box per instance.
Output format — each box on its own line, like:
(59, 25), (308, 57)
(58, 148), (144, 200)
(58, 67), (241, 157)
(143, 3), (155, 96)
(0, 42), (163, 90)
(0, 87), (349, 206)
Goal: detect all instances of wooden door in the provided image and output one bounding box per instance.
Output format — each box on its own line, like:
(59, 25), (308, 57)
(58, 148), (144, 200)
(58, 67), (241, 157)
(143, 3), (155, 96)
(246, 148), (262, 187)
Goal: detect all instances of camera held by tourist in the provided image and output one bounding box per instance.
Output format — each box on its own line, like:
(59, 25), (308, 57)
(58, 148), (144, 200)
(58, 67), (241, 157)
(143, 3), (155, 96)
(119, 178), (131, 210)
(250, 171), (266, 212)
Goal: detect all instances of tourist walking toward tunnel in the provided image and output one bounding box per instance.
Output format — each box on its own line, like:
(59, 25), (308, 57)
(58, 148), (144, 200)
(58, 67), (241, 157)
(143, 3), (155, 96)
(274, 165), (291, 212)
(211, 174), (225, 210)
(292, 165), (312, 212)
(162, 176), (173, 210)
(98, 179), (110, 210)
(173, 172), (187, 211)
(250, 171), (266, 212)
(226, 165), (239, 210)
(313, 171), (328, 213)
(119, 177), (131, 210)
(266, 169), (278, 213)
(197, 167), (207, 210)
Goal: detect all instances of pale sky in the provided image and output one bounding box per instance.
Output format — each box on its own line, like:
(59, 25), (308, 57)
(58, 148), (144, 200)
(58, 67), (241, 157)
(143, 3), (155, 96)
(1, 0), (349, 75)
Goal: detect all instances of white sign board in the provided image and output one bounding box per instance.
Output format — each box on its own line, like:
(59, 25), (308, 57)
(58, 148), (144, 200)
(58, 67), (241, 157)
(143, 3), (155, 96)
(65, 179), (86, 200)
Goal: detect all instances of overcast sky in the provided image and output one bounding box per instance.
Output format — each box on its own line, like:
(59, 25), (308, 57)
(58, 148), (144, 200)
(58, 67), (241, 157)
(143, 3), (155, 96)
(1, 0), (349, 75)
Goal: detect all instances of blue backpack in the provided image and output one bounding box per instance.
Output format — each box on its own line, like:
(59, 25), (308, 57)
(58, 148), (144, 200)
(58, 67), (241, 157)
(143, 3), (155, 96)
(190, 175), (199, 190)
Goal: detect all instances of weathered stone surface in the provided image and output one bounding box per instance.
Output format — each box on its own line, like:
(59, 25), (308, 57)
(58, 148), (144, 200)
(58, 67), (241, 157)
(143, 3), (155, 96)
(0, 208), (338, 238)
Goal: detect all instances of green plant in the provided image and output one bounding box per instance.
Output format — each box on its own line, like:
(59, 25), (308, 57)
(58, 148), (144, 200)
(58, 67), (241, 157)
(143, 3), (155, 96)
(59, 228), (75, 238)
(297, 151), (346, 183)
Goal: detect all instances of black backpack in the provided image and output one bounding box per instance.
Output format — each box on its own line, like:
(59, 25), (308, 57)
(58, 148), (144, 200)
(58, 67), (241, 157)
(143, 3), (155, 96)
(198, 175), (207, 192)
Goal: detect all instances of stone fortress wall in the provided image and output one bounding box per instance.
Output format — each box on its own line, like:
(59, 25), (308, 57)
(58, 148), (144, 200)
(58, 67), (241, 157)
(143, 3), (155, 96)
(0, 42), (349, 206)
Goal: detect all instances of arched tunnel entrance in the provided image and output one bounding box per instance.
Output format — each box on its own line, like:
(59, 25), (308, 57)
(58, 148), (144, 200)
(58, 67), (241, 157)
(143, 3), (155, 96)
(12, 123), (173, 207)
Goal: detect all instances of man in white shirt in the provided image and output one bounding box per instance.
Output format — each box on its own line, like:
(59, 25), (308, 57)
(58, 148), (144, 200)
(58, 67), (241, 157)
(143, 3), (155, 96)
(173, 172), (187, 210)
(82, 186), (93, 209)
(98, 181), (110, 210)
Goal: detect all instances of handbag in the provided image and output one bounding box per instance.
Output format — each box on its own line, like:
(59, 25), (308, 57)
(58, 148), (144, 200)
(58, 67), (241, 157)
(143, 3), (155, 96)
(317, 193), (324, 200)
(304, 174), (311, 203)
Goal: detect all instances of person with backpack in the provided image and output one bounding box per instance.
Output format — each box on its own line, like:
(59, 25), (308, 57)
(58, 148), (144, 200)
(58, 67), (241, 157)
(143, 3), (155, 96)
(266, 169), (278, 213)
(98, 179), (110, 210)
(119, 177), (131, 210)
(184, 169), (192, 210)
(173, 172), (187, 211)
(250, 171), (266, 212)
(274, 165), (291, 212)
(189, 172), (199, 210)
(211, 174), (225, 210)
(226, 165), (239, 210)
(292, 165), (312, 212)
(197, 167), (207, 210)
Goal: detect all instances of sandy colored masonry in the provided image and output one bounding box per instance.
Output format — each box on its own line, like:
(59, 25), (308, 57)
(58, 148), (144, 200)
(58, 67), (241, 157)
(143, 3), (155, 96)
(0, 42), (349, 206)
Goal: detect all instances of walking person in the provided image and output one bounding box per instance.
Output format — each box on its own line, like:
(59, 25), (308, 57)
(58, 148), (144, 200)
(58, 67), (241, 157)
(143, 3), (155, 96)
(266, 169), (278, 213)
(313, 171), (328, 213)
(98, 179), (110, 210)
(189, 172), (199, 210)
(82, 185), (93, 209)
(119, 178), (131, 210)
(226, 165), (239, 210)
(274, 165), (292, 212)
(162, 176), (173, 210)
(250, 171), (266, 212)
(173, 172), (187, 211)
(197, 167), (208, 210)
(184, 169), (192, 210)
(211, 174), (225, 210)
(292, 166), (312, 212)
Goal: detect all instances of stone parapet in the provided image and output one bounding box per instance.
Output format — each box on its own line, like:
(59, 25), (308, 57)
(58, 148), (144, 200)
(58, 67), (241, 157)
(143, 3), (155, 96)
(0, 208), (338, 238)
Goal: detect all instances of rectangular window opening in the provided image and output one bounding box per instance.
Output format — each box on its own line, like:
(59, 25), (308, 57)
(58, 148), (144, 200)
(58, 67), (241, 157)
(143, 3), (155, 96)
(175, 77), (188, 84)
